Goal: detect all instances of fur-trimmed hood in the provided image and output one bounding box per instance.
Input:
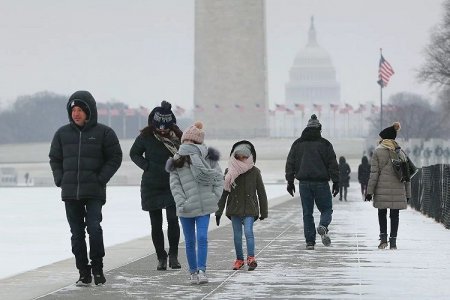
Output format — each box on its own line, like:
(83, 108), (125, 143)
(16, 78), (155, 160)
(166, 145), (220, 172)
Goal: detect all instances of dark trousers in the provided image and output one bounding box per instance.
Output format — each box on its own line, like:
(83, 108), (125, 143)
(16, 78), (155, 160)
(339, 186), (348, 200)
(65, 199), (104, 271)
(360, 183), (368, 196)
(378, 209), (399, 237)
(149, 206), (180, 260)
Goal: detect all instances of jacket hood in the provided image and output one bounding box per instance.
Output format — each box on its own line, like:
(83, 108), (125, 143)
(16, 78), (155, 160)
(66, 90), (98, 129)
(165, 145), (220, 173)
(229, 140), (257, 163)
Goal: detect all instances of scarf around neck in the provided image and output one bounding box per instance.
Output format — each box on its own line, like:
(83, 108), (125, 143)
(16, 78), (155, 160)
(380, 139), (399, 151)
(154, 131), (180, 155)
(178, 143), (222, 185)
(224, 155), (254, 192)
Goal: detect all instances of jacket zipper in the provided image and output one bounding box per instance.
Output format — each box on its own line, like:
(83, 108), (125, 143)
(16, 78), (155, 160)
(76, 131), (82, 200)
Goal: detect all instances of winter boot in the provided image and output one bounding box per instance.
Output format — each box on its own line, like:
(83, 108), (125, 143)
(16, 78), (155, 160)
(317, 225), (331, 246)
(76, 266), (92, 286)
(92, 266), (106, 285)
(378, 233), (388, 249)
(305, 242), (315, 250)
(389, 237), (397, 250)
(169, 255), (181, 269)
(247, 256), (258, 271)
(157, 258), (167, 271)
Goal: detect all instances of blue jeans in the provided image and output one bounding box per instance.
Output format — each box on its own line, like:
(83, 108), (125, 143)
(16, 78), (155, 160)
(299, 181), (333, 245)
(179, 215), (210, 273)
(65, 199), (104, 270)
(231, 216), (255, 260)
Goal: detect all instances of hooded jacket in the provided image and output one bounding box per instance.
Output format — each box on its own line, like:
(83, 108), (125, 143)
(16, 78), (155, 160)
(166, 144), (223, 218)
(285, 127), (339, 183)
(49, 91), (122, 203)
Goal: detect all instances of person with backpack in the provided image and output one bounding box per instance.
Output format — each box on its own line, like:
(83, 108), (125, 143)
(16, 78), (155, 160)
(365, 122), (411, 250)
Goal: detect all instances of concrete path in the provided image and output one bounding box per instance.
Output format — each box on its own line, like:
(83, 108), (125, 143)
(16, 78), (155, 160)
(2, 185), (449, 299)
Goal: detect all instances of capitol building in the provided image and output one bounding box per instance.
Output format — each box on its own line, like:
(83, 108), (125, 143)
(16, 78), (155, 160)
(285, 16), (340, 107)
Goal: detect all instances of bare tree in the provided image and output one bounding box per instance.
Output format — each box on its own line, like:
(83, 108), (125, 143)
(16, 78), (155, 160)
(418, 0), (450, 87)
(368, 92), (447, 140)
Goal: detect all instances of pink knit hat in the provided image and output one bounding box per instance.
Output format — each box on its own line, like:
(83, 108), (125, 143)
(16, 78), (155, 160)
(181, 121), (205, 144)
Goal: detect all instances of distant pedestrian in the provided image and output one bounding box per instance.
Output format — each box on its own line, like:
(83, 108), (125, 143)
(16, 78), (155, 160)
(358, 156), (371, 200)
(24, 172), (30, 184)
(365, 122), (411, 250)
(130, 101), (182, 271)
(285, 114), (339, 250)
(166, 121), (223, 284)
(49, 90), (123, 286)
(215, 140), (268, 271)
(338, 156), (351, 201)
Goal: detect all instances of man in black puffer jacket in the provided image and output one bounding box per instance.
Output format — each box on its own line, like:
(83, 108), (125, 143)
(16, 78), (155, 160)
(49, 90), (122, 286)
(285, 114), (339, 250)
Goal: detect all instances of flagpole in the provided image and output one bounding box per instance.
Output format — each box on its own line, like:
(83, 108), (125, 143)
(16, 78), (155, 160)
(379, 48), (383, 131)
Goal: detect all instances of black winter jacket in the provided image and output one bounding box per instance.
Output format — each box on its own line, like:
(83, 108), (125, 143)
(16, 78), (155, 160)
(49, 91), (123, 203)
(130, 132), (177, 211)
(285, 127), (339, 183)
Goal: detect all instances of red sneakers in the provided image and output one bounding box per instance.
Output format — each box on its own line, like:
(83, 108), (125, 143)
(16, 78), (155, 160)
(232, 259), (245, 270)
(247, 256), (257, 271)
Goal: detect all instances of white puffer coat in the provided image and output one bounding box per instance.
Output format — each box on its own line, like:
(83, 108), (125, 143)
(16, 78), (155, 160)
(166, 143), (223, 218)
(367, 144), (411, 210)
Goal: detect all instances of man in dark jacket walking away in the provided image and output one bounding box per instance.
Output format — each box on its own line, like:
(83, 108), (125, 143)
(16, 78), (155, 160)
(285, 114), (339, 250)
(49, 91), (123, 286)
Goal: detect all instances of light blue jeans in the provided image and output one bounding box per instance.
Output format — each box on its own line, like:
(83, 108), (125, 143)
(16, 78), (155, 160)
(231, 216), (255, 260)
(179, 214), (210, 273)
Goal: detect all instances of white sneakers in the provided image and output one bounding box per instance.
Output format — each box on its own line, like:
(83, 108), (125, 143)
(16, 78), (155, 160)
(189, 270), (208, 284)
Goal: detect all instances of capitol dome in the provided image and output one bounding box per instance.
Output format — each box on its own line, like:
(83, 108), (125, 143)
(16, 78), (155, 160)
(285, 16), (340, 107)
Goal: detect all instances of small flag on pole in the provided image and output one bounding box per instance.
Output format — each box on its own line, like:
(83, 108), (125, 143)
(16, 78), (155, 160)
(377, 54), (395, 87)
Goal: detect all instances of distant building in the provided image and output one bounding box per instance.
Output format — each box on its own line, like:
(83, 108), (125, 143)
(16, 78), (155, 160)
(194, 0), (268, 138)
(0, 167), (18, 186)
(285, 17), (340, 108)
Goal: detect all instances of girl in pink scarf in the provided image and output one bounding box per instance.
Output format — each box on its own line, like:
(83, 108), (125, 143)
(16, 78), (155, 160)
(215, 140), (268, 272)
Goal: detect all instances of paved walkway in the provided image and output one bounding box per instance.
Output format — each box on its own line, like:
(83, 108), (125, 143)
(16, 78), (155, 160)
(2, 185), (450, 299)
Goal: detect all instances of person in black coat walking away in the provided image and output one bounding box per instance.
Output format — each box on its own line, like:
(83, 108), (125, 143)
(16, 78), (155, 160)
(285, 114), (340, 250)
(358, 156), (371, 200)
(130, 101), (183, 271)
(338, 156), (351, 201)
(49, 91), (123, 286)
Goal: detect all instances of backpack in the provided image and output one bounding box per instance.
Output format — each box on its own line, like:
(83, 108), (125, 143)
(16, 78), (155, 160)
(389, 148), (418, 182)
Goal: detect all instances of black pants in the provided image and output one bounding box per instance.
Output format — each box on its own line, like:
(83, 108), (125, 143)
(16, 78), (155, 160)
(360, 183), (368, 196)
(65, 199), (104, 271)
(149, 206), (180, 260)
(378, 209), (399, 237)
(339, 186), (348, 200)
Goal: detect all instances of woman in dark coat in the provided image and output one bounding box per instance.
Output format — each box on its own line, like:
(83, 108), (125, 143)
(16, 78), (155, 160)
(358, 156), (371, 200)
(338, 156), (351, 201)
(130, 101), (182, 270)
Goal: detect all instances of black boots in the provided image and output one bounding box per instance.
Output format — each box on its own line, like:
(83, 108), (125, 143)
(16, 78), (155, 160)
(157, 258), (167, 270)
(389, 237), (397, 250)
(76, 266), (92, 286)
(169, 255), (181, 269)
(92, 266), (106, 285)
(378, 233), (388, 249)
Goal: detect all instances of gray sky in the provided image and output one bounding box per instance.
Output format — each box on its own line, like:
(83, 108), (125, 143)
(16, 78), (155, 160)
(0, 0), (444, 110)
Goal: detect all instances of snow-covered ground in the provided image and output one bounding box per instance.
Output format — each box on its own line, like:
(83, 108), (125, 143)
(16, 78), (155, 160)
(0, 184), (286, 280)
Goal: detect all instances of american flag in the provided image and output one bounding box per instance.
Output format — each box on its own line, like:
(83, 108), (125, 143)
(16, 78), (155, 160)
(377, 54), (395, 87)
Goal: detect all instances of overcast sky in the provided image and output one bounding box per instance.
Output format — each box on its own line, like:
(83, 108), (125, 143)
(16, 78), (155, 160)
(0, 0), (444, 110)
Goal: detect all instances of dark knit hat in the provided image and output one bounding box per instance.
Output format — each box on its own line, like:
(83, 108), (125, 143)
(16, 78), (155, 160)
(149, 100), (176, 130)
(307, 114), (321, 129)
(70, 99), (90, 119)
(379, 122), (401, 140)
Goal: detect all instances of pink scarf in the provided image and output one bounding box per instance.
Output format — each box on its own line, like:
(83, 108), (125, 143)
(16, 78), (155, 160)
(224, 155), (254, 191)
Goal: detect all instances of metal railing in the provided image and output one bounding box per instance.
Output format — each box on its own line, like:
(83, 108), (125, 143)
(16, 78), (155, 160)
(410, 164), (450, 229)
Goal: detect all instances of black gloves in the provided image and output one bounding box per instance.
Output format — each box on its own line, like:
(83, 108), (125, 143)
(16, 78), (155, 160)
(365, 194), (372, 201)
(287, 182), (295, 197)
(332, 182), (339, 197)
(216, 215), (221, 226)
